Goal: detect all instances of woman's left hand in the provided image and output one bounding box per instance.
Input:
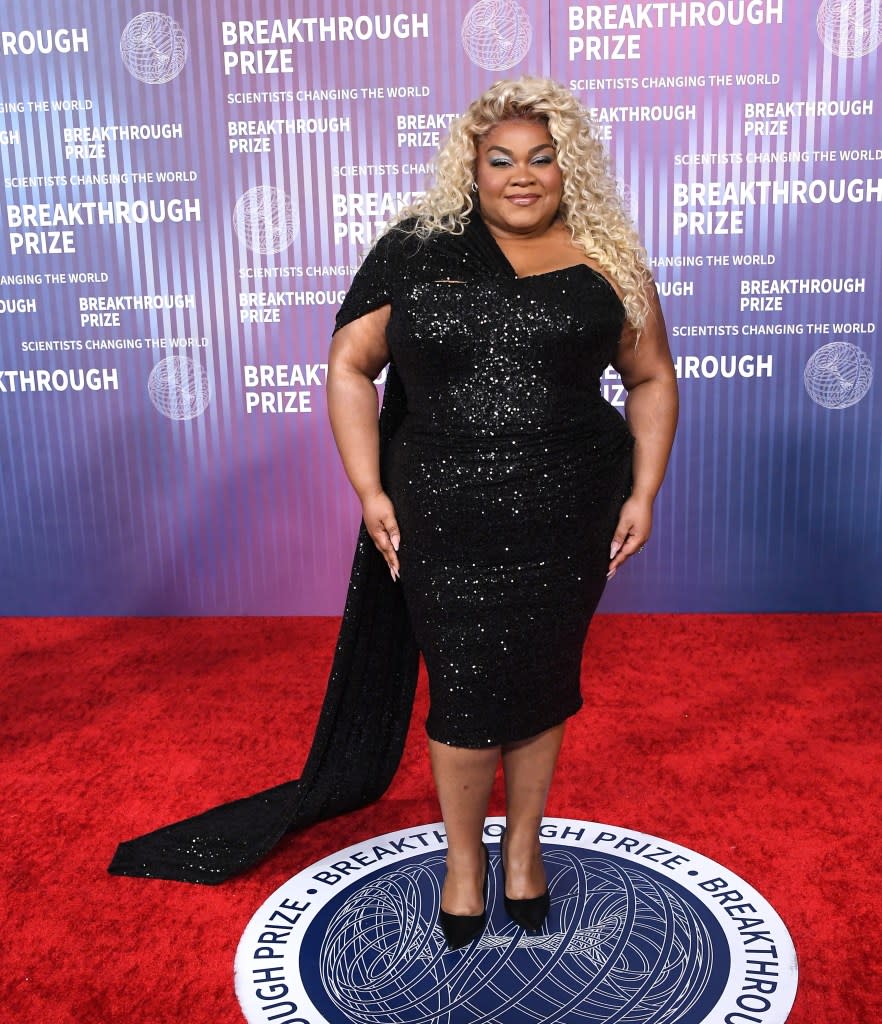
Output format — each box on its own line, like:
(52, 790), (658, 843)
(607, 495), (653, 578)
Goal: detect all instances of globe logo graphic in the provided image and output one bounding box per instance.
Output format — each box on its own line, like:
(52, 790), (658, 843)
(120, 12), (189, 84)
(147, 355), (211, 420)
(236, 821), (798, 1024)
(817, 0), (882, 57)
(311, 849), (726, 1024)
(461, 0), (533, 71)
(233, 186), (299, 255)
(804, 341), (873, 409)
(619, 180), (639, 220)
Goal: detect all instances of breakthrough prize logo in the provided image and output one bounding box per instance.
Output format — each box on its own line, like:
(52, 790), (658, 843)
(236, 818), (798, 1024)
(234, 186), (299, 255)
(120, 12), (189, 84)
(804, 341), (873, 408)
(619, 180), (639, 221)
(817, 0), (882, 57)
(147, 355), (210, 420)
(461, 0), (533, 71)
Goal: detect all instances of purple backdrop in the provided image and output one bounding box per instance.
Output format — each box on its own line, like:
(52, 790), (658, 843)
(1, 0), (879, 613)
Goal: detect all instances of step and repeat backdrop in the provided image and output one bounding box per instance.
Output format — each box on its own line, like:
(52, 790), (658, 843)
(1, 1), (879, 614)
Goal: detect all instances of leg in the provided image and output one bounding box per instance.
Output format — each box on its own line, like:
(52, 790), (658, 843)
(500, 723), (565, 898)
(428, 738), (499, 915)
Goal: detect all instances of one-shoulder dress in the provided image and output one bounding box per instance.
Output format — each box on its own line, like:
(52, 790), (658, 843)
(106, 213), (635, 884)
(335, 213), (634, 748)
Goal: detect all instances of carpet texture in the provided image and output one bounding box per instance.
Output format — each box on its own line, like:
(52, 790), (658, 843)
(1, 614), (880, 1023)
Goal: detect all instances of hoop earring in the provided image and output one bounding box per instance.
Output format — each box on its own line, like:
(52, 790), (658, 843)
(471, 182), (478, 192)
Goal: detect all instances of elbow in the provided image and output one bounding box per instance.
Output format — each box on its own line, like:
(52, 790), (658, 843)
(622, 369), (678, 394)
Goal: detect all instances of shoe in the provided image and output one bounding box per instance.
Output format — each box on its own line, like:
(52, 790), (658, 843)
(500, 828), (550, 931)
(439, 843), (490, 950)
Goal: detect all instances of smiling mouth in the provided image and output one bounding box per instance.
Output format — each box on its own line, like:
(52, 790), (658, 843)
(507, 194), (540, 205)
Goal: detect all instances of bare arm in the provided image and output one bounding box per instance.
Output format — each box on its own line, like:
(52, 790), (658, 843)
(327, 305), (401, 578)
(607, 283), (679, 575)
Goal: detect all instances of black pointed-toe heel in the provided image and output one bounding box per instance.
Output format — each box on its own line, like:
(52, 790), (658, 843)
(500, 828), (550, 931)
(439, 843), (490, 950)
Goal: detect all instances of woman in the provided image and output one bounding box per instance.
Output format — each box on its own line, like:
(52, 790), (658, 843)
(107, 77), (676, 901)
(327, 76), (678, 948)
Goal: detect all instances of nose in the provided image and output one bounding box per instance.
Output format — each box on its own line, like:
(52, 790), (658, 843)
(511, 163), (536, 184)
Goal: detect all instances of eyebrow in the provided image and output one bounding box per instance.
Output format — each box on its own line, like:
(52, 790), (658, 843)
(485, 143), (555, 156)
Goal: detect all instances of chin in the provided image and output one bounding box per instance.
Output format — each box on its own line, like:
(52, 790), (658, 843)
(504, 215), (548, 232)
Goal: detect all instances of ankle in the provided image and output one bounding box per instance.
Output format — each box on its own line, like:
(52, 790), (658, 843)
(445, 843), (486, 871)
(440, 844), (489, 915)
(501, 827), (541, 862)
(501, 829), (546, 899)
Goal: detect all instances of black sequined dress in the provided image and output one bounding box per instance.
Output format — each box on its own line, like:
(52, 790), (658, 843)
(336, 213), (634, 747)
(106, 213), (632, 884)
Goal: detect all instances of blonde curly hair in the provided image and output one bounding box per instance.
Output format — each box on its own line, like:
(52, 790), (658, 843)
(389, 76), (652, 332)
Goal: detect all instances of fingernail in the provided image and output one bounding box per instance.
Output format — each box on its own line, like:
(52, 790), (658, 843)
(610, 543), (620, 559)
(391, 536), (400, 552)
(606, 568), (617, 580)
(390, 566), (396, 581)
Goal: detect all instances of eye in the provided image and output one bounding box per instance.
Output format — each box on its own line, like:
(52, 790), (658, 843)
(489, 157), (512, 168)
(531, 155), (554, 165)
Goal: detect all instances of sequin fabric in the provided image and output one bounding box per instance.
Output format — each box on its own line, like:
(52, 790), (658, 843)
(342, 213), (634, 748)
(107, 369), (419, 884)
(105, 213), (633, 883)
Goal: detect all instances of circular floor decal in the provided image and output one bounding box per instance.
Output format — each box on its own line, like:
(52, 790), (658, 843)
(235, 818), (797, 1024)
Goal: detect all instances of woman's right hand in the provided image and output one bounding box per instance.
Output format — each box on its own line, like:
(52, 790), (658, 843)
(361, 490), (401, 580)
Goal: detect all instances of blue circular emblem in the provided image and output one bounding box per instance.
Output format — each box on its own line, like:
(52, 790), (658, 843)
(236, 819), (797, 1024)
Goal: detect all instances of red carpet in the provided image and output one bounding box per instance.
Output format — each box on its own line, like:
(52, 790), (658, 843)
(1, 614), (880, 1023)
